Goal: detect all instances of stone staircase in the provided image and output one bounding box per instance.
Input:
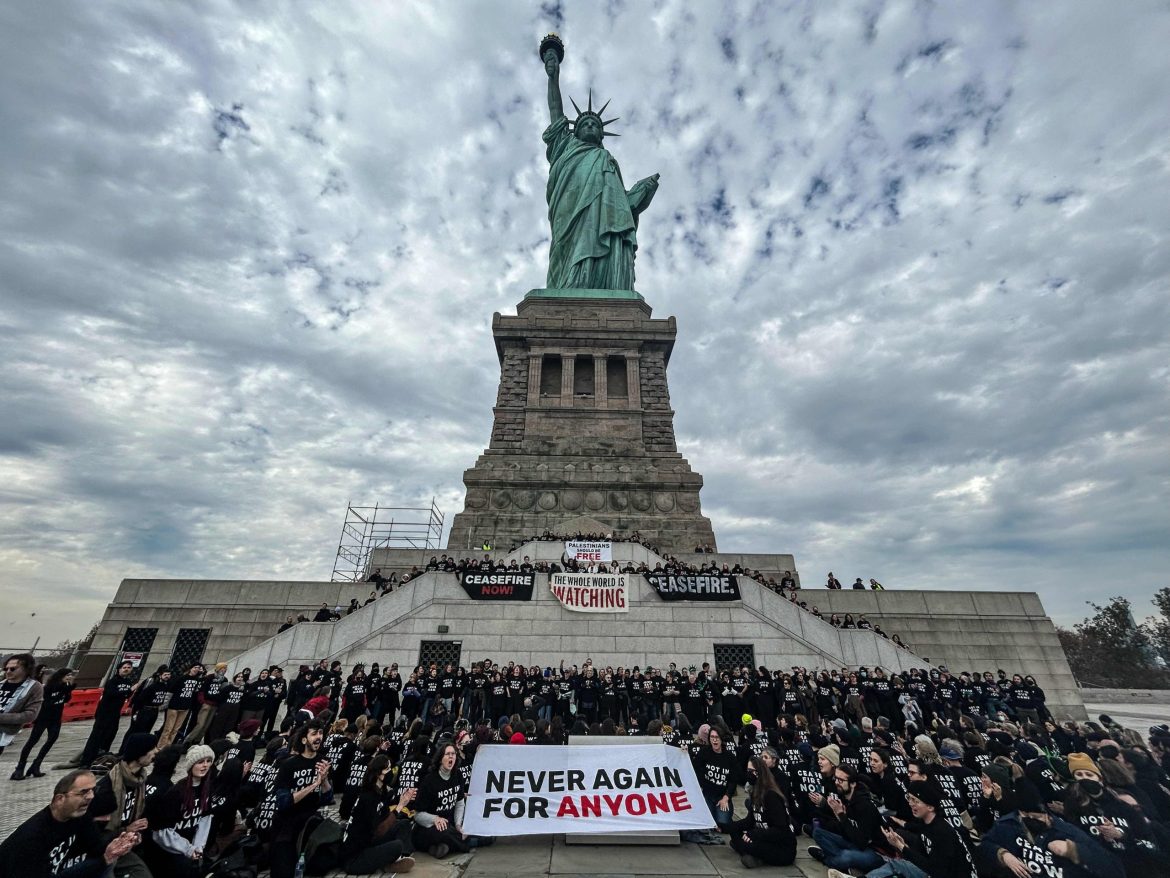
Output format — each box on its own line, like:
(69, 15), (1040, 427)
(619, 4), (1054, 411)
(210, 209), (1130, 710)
(227, 540), (924, 675)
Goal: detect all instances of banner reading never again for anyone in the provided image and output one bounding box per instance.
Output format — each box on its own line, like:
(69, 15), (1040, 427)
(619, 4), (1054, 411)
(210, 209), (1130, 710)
(462, 743), (714, 836)
(549, 572), (629, 613)
(564, 540), (612, 563)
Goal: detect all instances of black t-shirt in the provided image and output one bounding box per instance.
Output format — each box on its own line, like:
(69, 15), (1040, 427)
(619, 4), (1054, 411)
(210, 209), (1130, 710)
(152, 780), (211, 840)
(97, 675), (134, 714)
(39, 683), (74, 722)
(201, 675), (228, 705)
(395, 757), (427, 798)
(693, 748), (736, 799)
(0, 806), (105, 878)
(169, 675), (203, 711)
(416, 769), (464, 820)
(275, 753), (329, 829)
(91, 772), (144, 828)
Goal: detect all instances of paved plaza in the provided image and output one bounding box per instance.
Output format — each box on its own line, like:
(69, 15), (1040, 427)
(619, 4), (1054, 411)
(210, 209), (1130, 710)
(4, 705), (1168, 877)
(0, 716), (831, 877)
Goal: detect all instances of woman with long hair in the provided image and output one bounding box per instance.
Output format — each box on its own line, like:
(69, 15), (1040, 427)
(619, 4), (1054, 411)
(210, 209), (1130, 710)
(12, 666), (74, 779)
(339, 754), (417, 874)
(412, 743), (474, 858)
(146, 744), (215, 877)
(729, 755), (796, 867)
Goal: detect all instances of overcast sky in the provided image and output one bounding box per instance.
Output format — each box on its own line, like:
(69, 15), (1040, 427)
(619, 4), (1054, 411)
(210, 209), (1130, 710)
(2, 1), (1168, 649)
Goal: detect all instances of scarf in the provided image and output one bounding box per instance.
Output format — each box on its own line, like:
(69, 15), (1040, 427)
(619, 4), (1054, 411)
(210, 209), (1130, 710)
(106, 761), (146, 832)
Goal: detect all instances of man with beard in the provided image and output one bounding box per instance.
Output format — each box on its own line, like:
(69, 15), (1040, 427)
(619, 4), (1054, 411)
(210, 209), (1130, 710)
(808, 764), (884, 874)
(0, 769), (139, 878)
(270, 718), (332, 878)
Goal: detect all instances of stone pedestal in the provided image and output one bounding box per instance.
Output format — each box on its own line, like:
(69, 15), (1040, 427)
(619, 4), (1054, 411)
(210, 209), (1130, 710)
(447, 292), (716, 554)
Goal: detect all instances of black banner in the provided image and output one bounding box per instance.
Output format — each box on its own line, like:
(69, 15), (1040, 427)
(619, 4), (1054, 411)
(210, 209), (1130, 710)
(643, 573), (741, 601)
(458, 571), (535, 600)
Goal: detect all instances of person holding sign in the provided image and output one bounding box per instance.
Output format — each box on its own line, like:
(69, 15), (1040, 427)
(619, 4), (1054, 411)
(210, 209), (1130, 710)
(729, 755), (797, 868)
(690, 726), (737, 841)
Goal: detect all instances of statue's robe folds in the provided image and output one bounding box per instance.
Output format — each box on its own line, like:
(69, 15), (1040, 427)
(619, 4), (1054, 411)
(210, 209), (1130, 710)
(543, 115), (638, 291)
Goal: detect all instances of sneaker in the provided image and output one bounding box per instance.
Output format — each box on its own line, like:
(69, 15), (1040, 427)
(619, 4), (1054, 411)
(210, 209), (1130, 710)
(807, 845), (826, 863)
(9, 768), (25, 781)
(428, 843), (450, 859)
(740, 853), (764, 868)
(389, 855), (415, 872)
(801, 822), (814, 837)
(826, 871), (851, 878)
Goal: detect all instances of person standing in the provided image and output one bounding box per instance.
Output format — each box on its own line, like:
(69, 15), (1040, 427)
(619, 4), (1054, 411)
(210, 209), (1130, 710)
(12, 666), (73, 780)
(1, 652), (44, 767)
(182, 662), (227, 747)
(156, 663), (203, 750)
(206, 672), (245, 741)
(78, 660), (137, 767)
(263, 666), (287, 734)
(121, 667), (171, 751)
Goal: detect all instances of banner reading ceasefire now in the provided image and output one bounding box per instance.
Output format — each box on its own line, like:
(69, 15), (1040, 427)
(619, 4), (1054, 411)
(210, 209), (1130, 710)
(462, 743), (714, 836)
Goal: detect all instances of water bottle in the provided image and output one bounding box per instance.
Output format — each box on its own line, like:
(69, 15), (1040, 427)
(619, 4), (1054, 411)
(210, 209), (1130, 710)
(294, 852), (306, 878)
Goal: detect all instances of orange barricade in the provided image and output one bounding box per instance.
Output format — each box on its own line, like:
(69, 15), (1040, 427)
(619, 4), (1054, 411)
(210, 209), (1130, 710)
(61, 688), (102, 723)
(59, 688), (134, 724)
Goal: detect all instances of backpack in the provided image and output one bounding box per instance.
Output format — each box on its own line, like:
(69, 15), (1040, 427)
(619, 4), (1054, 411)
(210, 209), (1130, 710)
(205, 834), (261, 878)
(296, 813), (344, 875)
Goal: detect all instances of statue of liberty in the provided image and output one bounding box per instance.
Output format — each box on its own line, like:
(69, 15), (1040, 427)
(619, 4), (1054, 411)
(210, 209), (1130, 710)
(540, 35), (660, 291)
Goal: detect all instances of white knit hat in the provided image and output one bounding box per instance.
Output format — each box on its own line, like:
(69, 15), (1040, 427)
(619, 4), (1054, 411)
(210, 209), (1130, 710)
(173, 744), (216, 783)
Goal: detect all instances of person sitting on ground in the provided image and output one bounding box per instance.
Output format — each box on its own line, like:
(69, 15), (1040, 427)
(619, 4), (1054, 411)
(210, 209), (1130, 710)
(88, 732), (157, 876)
(808, 764), (884, 873)
(832, 779), (977, 878)
(412, 742), (474, 858)
(730, 755), (797, 868)
(144, 744), (215, 878)
(340, 754), (417, 874)
(0, 768), (140, 878)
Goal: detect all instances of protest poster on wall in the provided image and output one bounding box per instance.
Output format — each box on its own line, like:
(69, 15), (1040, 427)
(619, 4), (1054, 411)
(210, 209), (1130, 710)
(462, 743), (714, 836)
(564, 540), (612, 563)
(643, 572), (741, 601)
(550, 572), (629, 613)
(458, 571), (535, 600)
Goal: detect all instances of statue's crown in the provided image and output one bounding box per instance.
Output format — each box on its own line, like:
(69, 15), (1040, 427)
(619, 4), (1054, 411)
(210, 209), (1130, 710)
(569, 89), (620, 138)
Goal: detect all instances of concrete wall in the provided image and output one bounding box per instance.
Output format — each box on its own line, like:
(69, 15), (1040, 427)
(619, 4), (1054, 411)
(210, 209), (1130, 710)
(87, 549), (1083, 719)
(226, 571), (917, 679)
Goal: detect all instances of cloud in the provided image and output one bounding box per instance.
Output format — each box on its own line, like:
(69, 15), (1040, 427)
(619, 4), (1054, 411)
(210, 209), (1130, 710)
(1, 1), (1168, 646)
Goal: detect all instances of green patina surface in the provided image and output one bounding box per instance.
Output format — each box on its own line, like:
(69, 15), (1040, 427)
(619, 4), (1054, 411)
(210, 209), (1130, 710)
(524, 287), (644, 301)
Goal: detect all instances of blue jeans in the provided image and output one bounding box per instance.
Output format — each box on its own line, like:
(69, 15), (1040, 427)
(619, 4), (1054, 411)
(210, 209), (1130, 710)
(812, 827), (883, 872)
(704, 792), (733, 827)
(866, 859), (929, 878)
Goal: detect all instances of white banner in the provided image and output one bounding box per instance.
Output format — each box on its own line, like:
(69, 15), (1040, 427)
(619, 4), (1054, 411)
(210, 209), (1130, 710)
(564, 539), (612, 563)
(462, 743), (714, 836)
(550, 572), (629, 613)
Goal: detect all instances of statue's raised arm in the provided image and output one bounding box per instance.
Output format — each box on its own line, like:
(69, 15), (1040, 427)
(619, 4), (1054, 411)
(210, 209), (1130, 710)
(537, 34), (660, 293)
(544, 48), (563, 124)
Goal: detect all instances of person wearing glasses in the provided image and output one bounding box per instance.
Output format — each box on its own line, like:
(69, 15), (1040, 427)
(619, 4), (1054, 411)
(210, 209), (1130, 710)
(1, 652), (44, 764)
(0, 768), (139, 877)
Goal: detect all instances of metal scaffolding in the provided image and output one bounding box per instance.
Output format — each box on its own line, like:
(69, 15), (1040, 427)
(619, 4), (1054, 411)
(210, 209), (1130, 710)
(331, 499), (445, 582)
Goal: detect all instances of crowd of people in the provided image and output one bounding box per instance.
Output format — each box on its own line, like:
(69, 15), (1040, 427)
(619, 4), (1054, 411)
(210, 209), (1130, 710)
(6, 647), (1168, 877)
(272, 549), (915, 652)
